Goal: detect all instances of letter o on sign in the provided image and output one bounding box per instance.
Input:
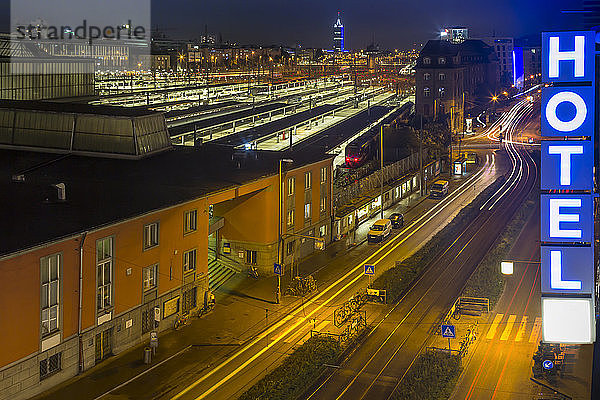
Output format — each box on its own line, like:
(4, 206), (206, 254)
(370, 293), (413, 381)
(545, 91), (587, 132)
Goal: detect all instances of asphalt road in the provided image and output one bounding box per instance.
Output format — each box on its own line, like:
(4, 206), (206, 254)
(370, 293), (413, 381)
(449, 201), (542, 400)
(300, 98), (538, 400)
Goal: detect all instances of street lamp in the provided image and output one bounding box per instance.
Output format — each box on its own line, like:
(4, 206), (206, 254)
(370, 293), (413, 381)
(501, 261), (514, 275)
(277, 158), (294, 304)
(380, 123), (393, 219)
(491, 95), (499, 116)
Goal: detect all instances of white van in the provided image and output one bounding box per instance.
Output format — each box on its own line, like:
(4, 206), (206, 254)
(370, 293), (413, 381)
(367, 219), (392, 243)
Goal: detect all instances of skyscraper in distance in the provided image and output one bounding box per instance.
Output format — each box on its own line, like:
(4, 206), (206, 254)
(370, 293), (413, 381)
(333, 12), (344, 52)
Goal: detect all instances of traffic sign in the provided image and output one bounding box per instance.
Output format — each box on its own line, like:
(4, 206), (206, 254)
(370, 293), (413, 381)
(441, 324), (456, 338)
(543, 360), (554, 370)
(364, 264), (375, 276)
(274, 263), (283, 275)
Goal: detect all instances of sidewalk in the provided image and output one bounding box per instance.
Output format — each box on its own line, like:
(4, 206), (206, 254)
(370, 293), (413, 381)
(32, 176), (442, 400)
(531, 344), (594, 400)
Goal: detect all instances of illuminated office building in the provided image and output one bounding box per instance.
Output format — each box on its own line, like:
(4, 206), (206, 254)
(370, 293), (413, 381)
(333, 12), (344, 52)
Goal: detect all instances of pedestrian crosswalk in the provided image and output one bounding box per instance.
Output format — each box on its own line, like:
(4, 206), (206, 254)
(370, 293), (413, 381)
(484, 314), (541, 343)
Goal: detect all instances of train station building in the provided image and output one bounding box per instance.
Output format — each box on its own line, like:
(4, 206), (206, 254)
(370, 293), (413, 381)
(0, 100), (333, 399)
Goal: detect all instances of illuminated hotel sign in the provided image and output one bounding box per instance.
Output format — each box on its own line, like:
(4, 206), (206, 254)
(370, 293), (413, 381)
(540, 31), (595, 344)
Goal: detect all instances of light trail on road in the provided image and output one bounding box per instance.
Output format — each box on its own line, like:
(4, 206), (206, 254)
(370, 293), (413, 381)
(303, 98), (537, 400)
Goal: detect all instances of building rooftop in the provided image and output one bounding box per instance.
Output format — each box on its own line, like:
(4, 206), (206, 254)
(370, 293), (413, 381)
(0, 100), (172, 158)
(213, 104), (340, 148)
(168, 102), (286, 137)
(417, 39), (495, 67)
(0, 99), (159, 118)
(0, 144), (333, 257)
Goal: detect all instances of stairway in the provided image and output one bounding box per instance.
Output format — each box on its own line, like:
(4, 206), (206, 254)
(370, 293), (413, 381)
(208, 254), (241, 291)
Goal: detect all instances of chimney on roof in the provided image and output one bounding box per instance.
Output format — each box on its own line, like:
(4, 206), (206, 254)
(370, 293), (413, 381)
(53, 183), (66, 201)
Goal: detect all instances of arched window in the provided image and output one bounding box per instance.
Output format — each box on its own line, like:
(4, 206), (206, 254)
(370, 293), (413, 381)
(423, 57), (431, 65)
(424, 73), (431, 81)
(438, 73), (445, 81)
(438, 57), (446, 64)
(438, 87), (445, 98)
(424, 87), (430, 97)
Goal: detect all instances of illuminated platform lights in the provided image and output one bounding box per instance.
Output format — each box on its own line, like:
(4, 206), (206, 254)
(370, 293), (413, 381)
(540, 31), (596, 344)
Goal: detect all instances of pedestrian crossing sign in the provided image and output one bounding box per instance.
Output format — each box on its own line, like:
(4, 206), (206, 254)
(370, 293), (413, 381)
(274, 263), (282, 275)
(441, 324), (456, 338)
(364, 264), (375, 276)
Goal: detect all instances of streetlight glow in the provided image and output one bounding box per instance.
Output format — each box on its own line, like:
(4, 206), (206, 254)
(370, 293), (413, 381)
(501, 261), (514, 275)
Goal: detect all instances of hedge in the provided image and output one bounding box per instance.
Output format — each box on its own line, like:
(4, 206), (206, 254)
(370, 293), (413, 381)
(392, 352), (462, 400)
(462, 185), (538, 308)
(237, 336), (341, 400)
(372, 177), (505, 302)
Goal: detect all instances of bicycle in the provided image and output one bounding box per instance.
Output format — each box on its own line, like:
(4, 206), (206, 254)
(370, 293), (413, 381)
(173, 313), (189, 330)
(198, 301), (215, 318)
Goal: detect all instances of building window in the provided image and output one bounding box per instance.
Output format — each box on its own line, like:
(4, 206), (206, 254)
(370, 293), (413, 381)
(304, 171), (312, 190)
(40, 353), (61, 380)
(246, 250), (257, 265)
(96, 237), (113, 312)
(438, 57), (446, 64)
(423, 73), (431, 81)
(438, 73), (445, 80)
(423, 57), (431, 64)
(287, 240), (295, 255)
(143, 222), (159, 250)
(142, 264), (158, 292)
(319, 225), (327, 237)
(183, 249), (196, 273)
(305, 202), (312, 219)
(320, 196), (327, 213)
(287, 209), (295, 226)
(41, 254), (60, 336)
(423, 87), (430, 97)
(320, 166), (327, 183)
(288, 177), (295, 196)
(184, 210), (197, 234)
(439, 87), (445, 98)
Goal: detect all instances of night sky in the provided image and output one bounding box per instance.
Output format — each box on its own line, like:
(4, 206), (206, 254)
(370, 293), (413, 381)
(0, 0), (583, 49)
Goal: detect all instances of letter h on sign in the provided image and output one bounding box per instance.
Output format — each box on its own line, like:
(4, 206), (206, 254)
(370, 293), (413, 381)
(543, 31), (595, 83)
(541, 32), (595, 137)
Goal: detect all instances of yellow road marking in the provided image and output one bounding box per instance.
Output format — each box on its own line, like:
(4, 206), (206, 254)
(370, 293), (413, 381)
(500, 314), (516, 341)
(514, 316), (528, 342)
(486, 314), (504, 340)
(529, 317), (542, 343)
(284, 322), (311, 343)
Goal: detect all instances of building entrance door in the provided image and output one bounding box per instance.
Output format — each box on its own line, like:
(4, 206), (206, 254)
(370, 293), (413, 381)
(95, 328), (113, 363)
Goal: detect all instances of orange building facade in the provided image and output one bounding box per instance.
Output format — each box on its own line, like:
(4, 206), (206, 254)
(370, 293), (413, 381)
(0, 156), (333, 400)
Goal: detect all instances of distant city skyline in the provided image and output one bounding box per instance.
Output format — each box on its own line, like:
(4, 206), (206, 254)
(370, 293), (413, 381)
(0, 0), (582, 49)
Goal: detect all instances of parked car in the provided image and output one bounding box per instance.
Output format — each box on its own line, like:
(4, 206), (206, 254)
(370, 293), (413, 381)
(389, 213), (404, 228)
(367, 219), (392, 243)
(430, 180), (449, 198)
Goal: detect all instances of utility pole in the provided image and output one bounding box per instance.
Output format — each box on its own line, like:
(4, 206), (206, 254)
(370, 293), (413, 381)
(277, 159), (293, 304)
(380, 125), (384, 219)
(419, 114), (424, 196)
(277, 160), (282, 304)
